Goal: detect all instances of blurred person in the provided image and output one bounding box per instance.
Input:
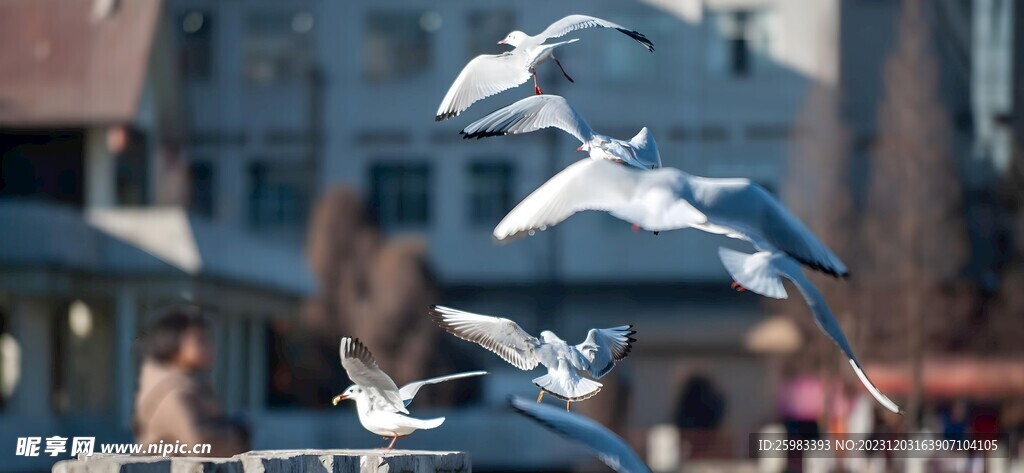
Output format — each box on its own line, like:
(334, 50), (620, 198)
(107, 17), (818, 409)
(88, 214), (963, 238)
(133, 307), (249, 457)
(941, 400), (969, 441)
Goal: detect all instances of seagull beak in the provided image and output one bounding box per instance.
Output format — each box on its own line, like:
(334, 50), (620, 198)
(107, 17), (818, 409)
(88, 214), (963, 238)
(576, 145), (584, 152)
(497, 39), (507, 45)
(331, 394), (348, 406)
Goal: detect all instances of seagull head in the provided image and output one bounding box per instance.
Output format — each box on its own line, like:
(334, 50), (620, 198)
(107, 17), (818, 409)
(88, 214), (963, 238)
(331, 385), (362, 406)
(498, 31), (527, 48)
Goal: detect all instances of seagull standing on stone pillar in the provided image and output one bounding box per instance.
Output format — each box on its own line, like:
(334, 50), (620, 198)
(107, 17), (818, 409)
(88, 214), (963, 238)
(331, 337), (487, 449)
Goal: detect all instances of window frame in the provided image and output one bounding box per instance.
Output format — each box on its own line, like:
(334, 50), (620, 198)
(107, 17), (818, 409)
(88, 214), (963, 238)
(367, 160), (433, 229)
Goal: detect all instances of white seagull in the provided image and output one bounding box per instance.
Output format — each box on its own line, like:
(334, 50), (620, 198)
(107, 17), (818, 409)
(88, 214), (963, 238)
(461, 94), (662, 170)
(492, 159), (903, 414)
(431, 305), (635, 411)
(510, 397), (652, 473)
(331, 337), (488, 449)
(435, 15), (654, 121)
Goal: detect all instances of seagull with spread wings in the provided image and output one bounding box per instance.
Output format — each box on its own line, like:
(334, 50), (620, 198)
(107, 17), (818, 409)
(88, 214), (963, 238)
(491, 159), (903, 415)
(461, 94), (662, 170)
(331, 337), (487, 449)
(430, 305), (635, 411)
(435, 15), (654, 121)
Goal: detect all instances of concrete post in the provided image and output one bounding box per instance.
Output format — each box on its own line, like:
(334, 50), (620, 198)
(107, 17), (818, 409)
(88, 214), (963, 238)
(85, 127), (116, 209)
(53, 450), (470, 473)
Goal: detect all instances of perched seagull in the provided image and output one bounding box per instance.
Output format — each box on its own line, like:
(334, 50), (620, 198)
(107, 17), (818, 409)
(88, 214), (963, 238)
(431, 305), (635, 411)
(435, 15), (654, 121)
(331, 337), (487, 449)
(492, 159), (903, 415)
(461, 95), (662, 170)
(510, 397), (652, 473)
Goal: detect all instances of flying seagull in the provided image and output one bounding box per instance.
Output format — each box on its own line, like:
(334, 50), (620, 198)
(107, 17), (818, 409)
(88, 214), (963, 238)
(331, 337), (487, 449)
(435, 15), (654, 121)
(431, 305), (635, 411)
(492, 159), (903, 414)
(510, 397), (652, 473)
(461, 94), (662, 170)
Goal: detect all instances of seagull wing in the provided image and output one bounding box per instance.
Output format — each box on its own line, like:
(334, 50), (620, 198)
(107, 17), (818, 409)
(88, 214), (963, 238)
(493, 159), (707, 241)
(576, 326), (637, 379)
(461, 95), (595, 143)
(436, 52), (532, 121)
(510, 397), (652, 473)
(760, 190), (849, 277)
(398, 370), (489, 407)
(712, 182), (847, 276)
(537, 14), (654, 52)
(776, 258), (902, 414)
(430, 306), (540, 370)
(338, 337), (407, 413)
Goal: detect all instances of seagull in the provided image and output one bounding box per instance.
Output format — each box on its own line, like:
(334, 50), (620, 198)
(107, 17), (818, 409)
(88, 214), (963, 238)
(331, 337), (488, 449)
(461, 94), (662, 170)
(510, 397), (652, 473)
(435, 15), (654, 121)
(430, 305), (635, 411)
(491, 159), (903, 415)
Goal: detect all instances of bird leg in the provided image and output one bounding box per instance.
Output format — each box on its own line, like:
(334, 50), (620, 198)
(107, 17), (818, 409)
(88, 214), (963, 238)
(533, 71), (543, 95)
(537, 390), (545, 403)
(631, 224), (641, 232)
(552, 55), (574, 83)
(731, 281), (747, 292)
(566, 400), (571, 412)
(385, 433), (399, 450)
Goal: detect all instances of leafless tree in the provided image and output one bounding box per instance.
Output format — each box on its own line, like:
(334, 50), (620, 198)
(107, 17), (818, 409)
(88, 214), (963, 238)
(270, 186), (477, 407)
(859, 0), (969, 425)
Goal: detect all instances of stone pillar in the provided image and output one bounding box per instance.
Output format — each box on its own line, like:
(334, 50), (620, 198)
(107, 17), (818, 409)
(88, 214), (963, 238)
(53, 450), (471, 473)
(85, 127), (116, 209)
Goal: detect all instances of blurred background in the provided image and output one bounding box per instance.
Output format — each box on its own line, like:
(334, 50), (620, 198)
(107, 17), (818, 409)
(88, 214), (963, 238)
(1, 0), (1023, 471)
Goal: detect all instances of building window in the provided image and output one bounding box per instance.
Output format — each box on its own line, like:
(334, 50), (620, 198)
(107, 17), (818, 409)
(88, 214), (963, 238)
(178, 10), (213, 80)
(466, 161), (513, 225)
(243, 10), (314, 84)
(707, 9), (774, 78)
(188, 160), (215, 217)
(113, 128), (149, 206)
(363, 11), (434, 83)
(369, 162), (431, 228)
(247, 161), (310, 229)
(466, 10), (515, 58)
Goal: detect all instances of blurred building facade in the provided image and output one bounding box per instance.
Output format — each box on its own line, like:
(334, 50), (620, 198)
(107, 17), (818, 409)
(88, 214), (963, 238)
(165, 0), (844, 464)
(0, 1), (312, 471)
(2, 0), (1023, 471)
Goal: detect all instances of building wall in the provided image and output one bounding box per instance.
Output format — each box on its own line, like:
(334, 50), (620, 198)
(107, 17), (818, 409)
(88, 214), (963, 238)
(169, 0), (838, 284)
(162, 0), (838, 461)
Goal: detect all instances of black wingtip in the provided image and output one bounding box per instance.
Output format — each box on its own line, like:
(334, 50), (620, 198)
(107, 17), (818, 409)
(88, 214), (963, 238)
(617, 28), (655, 52)
(461, 130), (507, 139)
(436, 110), (459, 122)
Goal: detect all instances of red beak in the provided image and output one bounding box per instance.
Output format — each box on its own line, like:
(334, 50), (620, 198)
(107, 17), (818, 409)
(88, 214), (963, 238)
(498, 39), (507, 45)
(577, 145), (584, 151)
